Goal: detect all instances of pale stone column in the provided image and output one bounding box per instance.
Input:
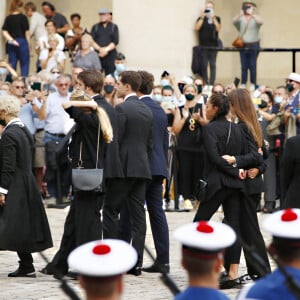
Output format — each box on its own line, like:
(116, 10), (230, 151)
(0, 0), (7, 59)
(113, 0), (205, 83)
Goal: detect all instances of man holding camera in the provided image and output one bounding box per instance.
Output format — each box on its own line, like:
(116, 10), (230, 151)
(195, 1), (221, 91)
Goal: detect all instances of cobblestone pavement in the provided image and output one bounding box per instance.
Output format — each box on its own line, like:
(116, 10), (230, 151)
(0, 205), (275, 300)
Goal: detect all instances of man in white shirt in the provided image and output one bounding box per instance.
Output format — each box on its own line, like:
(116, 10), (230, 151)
(38, 75), (72, 205)
(24, 2), (47, 42)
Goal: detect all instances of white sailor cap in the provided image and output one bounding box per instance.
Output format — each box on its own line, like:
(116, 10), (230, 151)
(179, 76), (193, 85)
(68, 239), (138, 277)
(174, 221), (236, 259)
(263, 208), (300, 240)
(287, 72), (300, 83)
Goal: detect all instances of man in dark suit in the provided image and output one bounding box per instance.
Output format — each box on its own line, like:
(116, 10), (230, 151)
(282, 135), (300, 208)
(138, 71), (170, 273)
(119, 71), (170, 273)
(102, 70), (153, 276)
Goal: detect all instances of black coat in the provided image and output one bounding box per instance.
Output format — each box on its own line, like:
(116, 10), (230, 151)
(115, 95), (153, 179)
(66, 107), (105, 170)
(140, 96), (168, 178)
(0, 123), (53, 252)
(93, 95), (123, 179)
(235, 123), (265, 195)
(283, 135), (300, 208)
(203, 117), (244, 201)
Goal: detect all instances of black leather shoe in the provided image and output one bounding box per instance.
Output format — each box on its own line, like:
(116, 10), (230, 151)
(219, 277), (241, 289)
(142, 263), (170, 274)
(39, 266), (53, 275)
(127, 266), (142, 276)
(8, 268), (36, 278)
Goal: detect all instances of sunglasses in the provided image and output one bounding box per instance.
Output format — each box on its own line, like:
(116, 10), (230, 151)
(58, 83), (69, 87)
(14, 86), (25, 89)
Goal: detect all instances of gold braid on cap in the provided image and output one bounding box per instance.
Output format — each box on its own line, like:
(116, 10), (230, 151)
(70, 89), (113, 143)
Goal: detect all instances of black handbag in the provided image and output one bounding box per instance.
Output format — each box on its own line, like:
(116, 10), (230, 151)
(72, 123), (103, 192)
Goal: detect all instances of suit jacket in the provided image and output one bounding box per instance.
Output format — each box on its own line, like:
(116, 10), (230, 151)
(283, 135), (300, 208)
(93, 95), (123, 179)
(235, 123), (265, 195)
(140, 96), (168, 178)
(115, 95), (153, 179)
(203, 117), (244, 201)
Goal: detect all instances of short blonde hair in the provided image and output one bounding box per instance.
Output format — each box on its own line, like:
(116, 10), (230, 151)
(0, 95), (20, 117)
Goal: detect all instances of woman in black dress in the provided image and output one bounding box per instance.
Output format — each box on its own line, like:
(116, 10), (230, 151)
(0, 95), (53, 277)
(41, 89), (113, 277)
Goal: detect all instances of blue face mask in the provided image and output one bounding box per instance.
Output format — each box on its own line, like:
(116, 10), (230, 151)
(152, 94), (162, 102)
(0, 67), (7, 75)
(274, 96), (283, 104)
(115, 63), (125, 73)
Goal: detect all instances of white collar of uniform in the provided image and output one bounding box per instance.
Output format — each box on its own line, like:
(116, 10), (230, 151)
(4, 118), (24, 131)
(124, 93), (136, 102)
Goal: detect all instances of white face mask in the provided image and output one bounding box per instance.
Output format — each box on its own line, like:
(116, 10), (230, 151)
(52, 73), (60, 81)
(160, 79), (170, 86)
(162, 96), (173, 102)
(152, 94), (162, 102)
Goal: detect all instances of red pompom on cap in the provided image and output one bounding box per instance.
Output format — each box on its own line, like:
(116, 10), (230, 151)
(281, 209), (298, 222)
(93, 244), (111, 255)
(196, 221), (214, 233)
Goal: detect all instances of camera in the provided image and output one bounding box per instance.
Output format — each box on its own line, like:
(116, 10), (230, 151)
(204, 8), (212, 13)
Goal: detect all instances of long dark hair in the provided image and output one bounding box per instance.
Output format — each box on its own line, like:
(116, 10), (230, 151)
(228, 89), (263, 148)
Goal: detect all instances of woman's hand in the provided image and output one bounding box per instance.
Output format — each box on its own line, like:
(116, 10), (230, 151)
(222, 155), (236, 165)
(247, 168), (259, 179)
(239, 169), (246, 179)
(0, 194), (6, 206)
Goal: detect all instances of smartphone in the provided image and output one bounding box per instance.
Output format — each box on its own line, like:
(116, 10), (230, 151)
(31, 82), (41, 91)
(195, 103), (203, 116)
(234, 77), (240, 88)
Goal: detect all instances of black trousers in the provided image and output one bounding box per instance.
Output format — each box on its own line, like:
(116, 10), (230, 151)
(177, 150), (203, 200)
(49, 191), (102, 275)
(239, 193), (271, 277)
(194, 188), (242, 265)
(119, 177), (170, 265)
(17, 252), (34, 271)
(103, 178), (147, 266)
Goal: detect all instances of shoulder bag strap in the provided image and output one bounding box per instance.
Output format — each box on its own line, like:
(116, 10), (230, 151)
(78, 122), (101, 169)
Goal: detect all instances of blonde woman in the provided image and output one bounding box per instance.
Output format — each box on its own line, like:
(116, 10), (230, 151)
(40, 88), (112, 277)
(73, 33), (102, 71)
(0, 95), (52, 277)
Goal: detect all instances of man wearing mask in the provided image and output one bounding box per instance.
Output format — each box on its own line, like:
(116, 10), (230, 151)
(113, 52), (126, 81)
(195, 1), (221, 91)
(283, 72), (300, 138)
(91, 8), (119, 76)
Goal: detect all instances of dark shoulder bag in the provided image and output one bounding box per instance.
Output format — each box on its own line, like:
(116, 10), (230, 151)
(72, 123), (103, 193)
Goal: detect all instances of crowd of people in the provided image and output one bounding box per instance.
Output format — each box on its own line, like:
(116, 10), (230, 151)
(0, 0), (300, 299)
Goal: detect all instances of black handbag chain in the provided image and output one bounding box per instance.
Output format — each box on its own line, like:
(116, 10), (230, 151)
(77, 122), (100, 169)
